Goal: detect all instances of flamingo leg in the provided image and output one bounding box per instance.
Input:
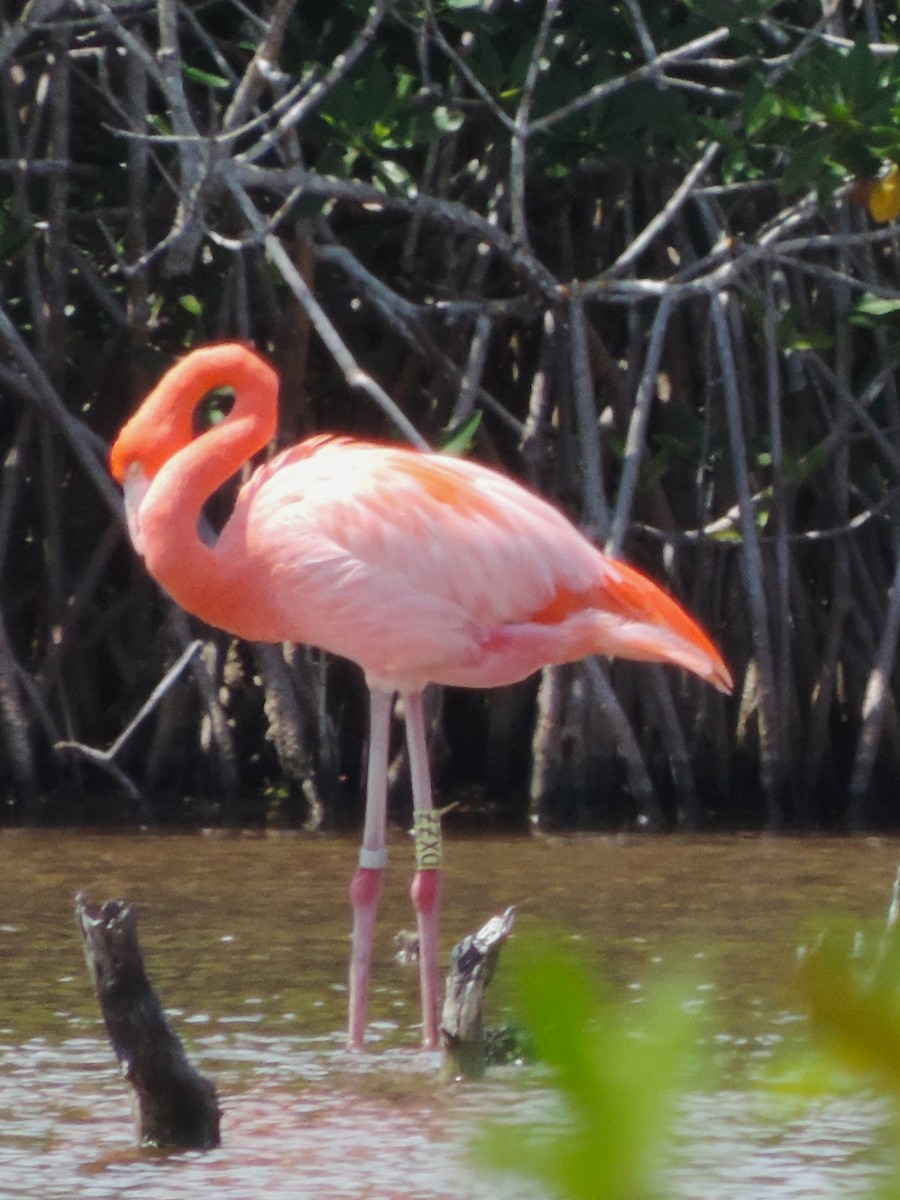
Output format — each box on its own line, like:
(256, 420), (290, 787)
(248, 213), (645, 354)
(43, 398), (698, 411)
(403, 690), (442, 1050)
(348, 687), (393, 1049)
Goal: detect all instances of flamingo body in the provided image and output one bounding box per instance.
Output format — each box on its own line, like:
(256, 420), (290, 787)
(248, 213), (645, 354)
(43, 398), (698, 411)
(110, 343), (732, 1049)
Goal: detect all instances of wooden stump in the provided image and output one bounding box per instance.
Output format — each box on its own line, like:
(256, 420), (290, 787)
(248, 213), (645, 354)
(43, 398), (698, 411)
(440, 905), (516, 1081)
(76, 893), (221, 1150)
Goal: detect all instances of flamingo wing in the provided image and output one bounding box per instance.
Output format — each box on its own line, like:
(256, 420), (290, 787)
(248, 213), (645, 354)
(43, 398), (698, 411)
(221, 440), (601, 687)
(220, 439), (730, 694)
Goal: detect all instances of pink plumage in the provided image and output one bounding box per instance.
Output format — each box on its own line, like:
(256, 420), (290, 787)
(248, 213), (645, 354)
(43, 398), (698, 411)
(110, 343), (731, 1049)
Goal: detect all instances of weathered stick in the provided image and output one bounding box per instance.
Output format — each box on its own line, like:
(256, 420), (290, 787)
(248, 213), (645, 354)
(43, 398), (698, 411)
(55, 640), (203, 802)
(440, 906), (516, 1081)
(75, 893), (220, 1150)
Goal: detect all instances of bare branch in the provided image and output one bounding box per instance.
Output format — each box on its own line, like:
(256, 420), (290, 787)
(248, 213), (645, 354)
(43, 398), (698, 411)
(607, 294), (673, 556)
(568, 291), (609, 538)
(225, 172), (430, 448)
(239, 0), (392, 166)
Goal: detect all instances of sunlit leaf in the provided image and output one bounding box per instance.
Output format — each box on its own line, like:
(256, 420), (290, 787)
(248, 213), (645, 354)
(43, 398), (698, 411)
(441, 410), (482, 456)
(183, 66), (230, 91)
(855, 297), (900, 317)
(708, 526), (743, 544)
(433, 105), (465, 134)
(868, 167), (900, 223)
(179, 294), (203, 316)
(373, 159), (416, 197)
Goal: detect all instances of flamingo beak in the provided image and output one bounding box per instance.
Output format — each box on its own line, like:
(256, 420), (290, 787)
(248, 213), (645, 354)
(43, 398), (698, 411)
(121, 462), (151, 557)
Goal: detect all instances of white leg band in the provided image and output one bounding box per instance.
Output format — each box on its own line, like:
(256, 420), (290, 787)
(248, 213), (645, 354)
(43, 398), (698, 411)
(358, 847), (388, 870)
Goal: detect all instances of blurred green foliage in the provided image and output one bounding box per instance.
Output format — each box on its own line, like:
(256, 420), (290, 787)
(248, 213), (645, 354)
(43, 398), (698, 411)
(475, 942), (700, 1200)
(477, 917), (900, 1200)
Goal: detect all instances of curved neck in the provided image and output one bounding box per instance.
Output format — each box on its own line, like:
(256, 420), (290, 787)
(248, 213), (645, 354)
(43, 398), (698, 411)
(133, 347), (280, 632)
(152, 406), (268, 532)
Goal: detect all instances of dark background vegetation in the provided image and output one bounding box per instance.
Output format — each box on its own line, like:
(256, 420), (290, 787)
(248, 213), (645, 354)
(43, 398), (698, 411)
(3, 0), (900, 832)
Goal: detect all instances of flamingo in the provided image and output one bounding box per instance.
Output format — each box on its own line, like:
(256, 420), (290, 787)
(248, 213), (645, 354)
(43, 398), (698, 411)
(109, 342), (732, 1050)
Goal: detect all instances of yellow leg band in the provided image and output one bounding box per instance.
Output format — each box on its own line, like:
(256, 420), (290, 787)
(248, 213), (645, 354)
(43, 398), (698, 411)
(413, 809), (442, 870)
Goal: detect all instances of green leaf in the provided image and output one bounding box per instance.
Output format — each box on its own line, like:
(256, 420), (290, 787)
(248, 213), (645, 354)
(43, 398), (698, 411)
(373, 158), (416, 197)
(789, 441), (830, 484)
(708, 526), (743, 544)
(433, 105), (465, 134)
(775, 309), (834, 352)
(745, 88), (785, 138)
(780, 133), (834, 196)
(441, 410), (482, 456)
(850, 294), (900, 322)
(179, 294), (203, 316)
(183, 66), (230, 91)
(841, 37), (881, 109)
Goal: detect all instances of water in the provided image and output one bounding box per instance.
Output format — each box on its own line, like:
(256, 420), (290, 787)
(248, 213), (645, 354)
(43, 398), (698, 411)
(0, 830), (897, 1198)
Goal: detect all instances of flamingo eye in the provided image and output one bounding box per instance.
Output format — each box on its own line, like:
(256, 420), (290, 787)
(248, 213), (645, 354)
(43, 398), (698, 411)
(193, 387), (235, 435)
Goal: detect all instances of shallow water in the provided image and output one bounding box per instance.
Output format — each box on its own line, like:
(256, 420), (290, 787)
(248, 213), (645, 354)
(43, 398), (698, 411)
(0, 830), (898, 1198)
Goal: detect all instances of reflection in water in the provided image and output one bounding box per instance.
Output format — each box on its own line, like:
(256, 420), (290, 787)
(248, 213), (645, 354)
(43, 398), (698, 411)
(0, 831), (897, 1198)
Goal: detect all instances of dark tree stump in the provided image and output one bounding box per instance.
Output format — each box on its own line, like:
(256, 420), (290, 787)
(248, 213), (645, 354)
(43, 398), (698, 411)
(75, 893), (221, 1150)
(440, 906), (516, 1081)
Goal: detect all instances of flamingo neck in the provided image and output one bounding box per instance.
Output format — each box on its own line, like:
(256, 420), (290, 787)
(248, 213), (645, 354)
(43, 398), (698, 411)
(132, 352), (278, 634)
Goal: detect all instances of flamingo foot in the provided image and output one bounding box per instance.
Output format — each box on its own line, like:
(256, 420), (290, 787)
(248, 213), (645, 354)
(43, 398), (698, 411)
(410, 866), (442, 1049)
(348, 860), (385, 1049)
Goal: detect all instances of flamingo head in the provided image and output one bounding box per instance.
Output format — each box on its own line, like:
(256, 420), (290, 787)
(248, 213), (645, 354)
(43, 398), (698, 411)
(109, 342), (279, 484)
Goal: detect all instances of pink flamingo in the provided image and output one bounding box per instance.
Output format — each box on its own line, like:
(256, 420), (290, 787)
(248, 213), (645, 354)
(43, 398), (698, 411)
(110, 343), (732, 1050)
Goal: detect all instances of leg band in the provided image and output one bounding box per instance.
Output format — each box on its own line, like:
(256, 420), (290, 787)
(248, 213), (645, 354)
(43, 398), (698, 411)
(412, 809), (442, 870)
(358, 847), (389, 869)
